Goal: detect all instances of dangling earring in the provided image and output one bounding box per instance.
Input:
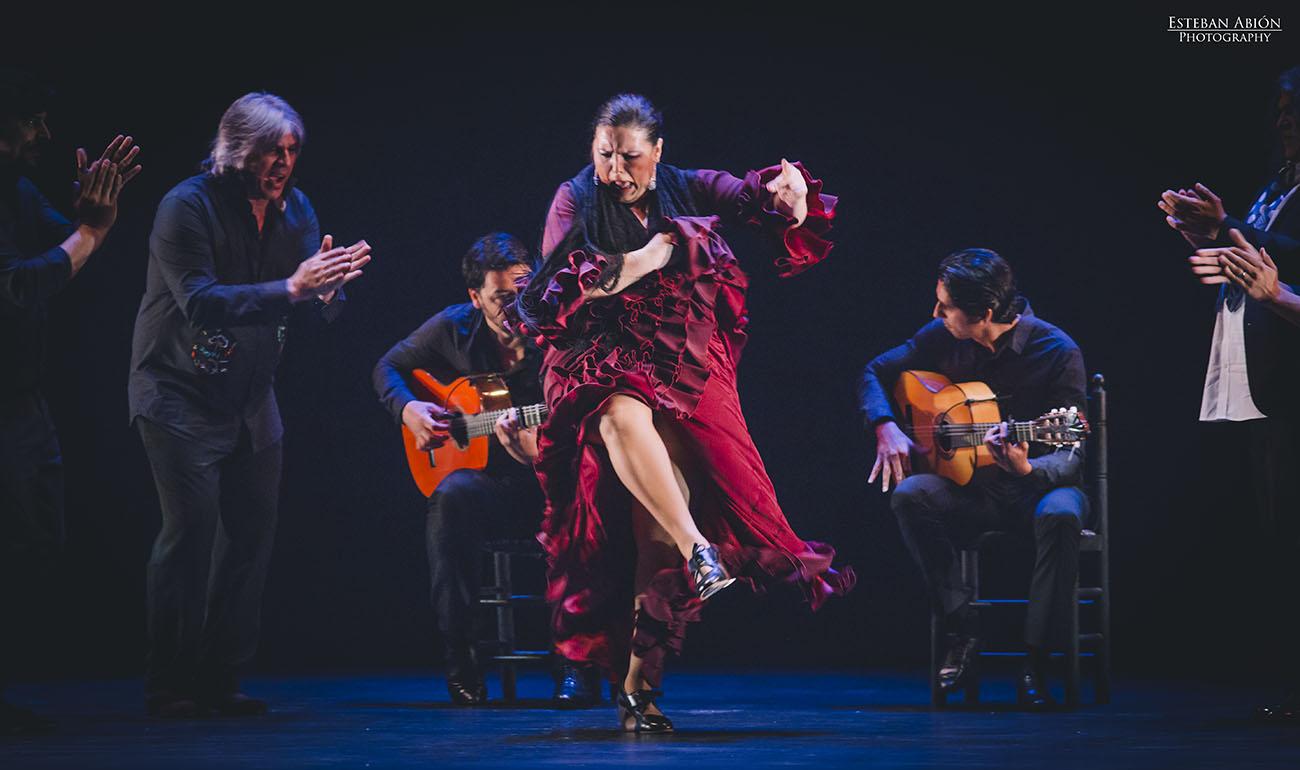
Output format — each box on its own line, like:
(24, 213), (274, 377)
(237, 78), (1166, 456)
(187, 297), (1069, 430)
(648, 174), (657, 191)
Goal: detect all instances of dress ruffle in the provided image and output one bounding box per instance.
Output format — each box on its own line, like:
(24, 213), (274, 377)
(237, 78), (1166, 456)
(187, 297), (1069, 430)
(534, 216), (747, 420)
(735, 161), (838, 277)
(529, 173), (850, 686)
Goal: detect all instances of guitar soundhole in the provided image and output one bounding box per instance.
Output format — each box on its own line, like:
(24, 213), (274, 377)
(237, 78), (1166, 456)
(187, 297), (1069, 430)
(450, 416), (470, 449)
(935, 417), (953, 454)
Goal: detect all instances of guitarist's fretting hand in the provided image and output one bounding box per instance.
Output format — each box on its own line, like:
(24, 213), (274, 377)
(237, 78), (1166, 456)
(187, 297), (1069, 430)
(983, 422), (1032, 477)
(868, 421), (916, 492)
(494, 411), (539, 465)
(403, 400), (452, 451)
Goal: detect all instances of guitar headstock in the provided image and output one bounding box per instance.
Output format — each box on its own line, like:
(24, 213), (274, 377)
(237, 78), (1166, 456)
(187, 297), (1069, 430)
(1031, 406), (1090, 447)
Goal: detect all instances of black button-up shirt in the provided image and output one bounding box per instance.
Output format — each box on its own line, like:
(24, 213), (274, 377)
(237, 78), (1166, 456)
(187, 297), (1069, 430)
(0, 169), (74, 399)
(859, 297), (1088, 491)
(128, 172), (341, 451)
(372, 302), (543, 477)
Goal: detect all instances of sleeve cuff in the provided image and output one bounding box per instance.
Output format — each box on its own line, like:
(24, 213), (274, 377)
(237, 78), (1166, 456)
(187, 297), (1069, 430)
(736, 162), (838, 278)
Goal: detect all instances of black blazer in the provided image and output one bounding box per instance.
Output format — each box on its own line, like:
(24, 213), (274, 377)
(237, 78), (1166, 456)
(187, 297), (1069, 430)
(1219, 181), (1300, 417)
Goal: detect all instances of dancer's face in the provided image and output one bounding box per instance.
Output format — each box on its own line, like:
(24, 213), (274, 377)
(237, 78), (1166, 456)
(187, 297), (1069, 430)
(246, 132), (299, 201)
(1278, 91), (1299, 162)
(933, 281), (990, 340)
(469, 264), (531, 340)
(592, 124), (662, 205)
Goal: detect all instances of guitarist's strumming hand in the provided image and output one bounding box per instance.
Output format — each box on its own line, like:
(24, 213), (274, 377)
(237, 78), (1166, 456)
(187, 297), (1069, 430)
(403, 400), (452, 451)
(868, 420), (915, 492)
(983, 422), (1032, 477)
(494, 411), (539, 465)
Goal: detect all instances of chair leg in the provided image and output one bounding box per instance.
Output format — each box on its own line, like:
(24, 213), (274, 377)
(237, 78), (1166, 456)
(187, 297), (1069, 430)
(494, 551), (518, 703)
(1098, 555), (1112, 705)
(1066, 575), (1081, 708)
(962, 551), (980, 705)
(930, 610), (946, 708)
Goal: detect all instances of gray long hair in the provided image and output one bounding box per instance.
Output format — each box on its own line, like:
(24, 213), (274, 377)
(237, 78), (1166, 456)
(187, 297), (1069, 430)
(208, 92), (305, 176)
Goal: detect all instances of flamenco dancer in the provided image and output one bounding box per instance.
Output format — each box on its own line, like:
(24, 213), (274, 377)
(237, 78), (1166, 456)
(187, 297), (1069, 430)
(515, 94), (855, 732)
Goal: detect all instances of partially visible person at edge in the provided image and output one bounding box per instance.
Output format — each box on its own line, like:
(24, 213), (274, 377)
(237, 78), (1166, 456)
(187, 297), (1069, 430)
(513, 93), (855, 733)
(860, 249), (1088, 710)
(373, 232), (603, 707)
(0, 68), (142, 735)
(128, 92), (372, 719)
(1162, 64), (1300, 723)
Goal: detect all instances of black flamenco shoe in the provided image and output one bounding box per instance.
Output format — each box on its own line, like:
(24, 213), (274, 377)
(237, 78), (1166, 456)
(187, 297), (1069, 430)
(617, 688), (673, 733)
(688, 543), (736, 601)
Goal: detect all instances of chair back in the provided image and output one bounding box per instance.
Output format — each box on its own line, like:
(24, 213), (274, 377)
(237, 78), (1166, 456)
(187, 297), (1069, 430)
(1084, 373), (1109, 548)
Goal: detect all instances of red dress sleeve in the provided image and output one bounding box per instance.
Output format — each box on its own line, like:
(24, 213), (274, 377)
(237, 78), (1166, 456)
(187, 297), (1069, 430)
(542, 181), (578, 256)
(691, 162), (837, 277)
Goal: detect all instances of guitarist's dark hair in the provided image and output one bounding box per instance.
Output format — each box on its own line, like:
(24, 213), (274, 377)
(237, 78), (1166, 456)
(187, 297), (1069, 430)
(938, 248), (1019, 323)
(462, 232), (531, 289)
(0, 68), (53, 120)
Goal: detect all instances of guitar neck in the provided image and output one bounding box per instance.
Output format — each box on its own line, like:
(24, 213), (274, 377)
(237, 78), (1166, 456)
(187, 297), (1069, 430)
(926, 420), (1039, 448)
(454, 403), (550, 440)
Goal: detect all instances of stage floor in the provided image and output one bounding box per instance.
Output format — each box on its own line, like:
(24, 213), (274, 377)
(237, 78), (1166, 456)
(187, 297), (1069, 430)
(3, 670), (1297, 768)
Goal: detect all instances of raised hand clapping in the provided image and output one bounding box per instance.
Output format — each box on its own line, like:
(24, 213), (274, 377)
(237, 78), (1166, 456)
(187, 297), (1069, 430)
(74, 135), (143, 233)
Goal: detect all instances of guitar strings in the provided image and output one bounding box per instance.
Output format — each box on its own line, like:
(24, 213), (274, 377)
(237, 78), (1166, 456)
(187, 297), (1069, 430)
(455, 405), (550, 439)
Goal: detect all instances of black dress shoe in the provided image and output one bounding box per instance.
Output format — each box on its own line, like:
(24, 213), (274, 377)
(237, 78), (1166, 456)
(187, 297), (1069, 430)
(553, 662), (601, 706)
(203, 692), (268, 717)
(1254, 693), (1300, 723)
(937, 634), (981, 693)
(0, 701), (57, 735)
(1017, 666), (1056, 710)
(446, 644), (487, 706)
(447, 671), (487, 705)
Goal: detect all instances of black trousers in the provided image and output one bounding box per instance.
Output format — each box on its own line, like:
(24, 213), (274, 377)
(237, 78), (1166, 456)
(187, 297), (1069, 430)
(892, 473), (1090, 649)
(0, 393), (64, 692)
(1248, 417), (1300, 692)
(426, 468), (543, 656)
(137, 418), (281, 698)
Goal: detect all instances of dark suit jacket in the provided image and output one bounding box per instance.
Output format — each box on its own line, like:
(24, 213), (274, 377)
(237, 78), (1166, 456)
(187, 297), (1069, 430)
(1216, 180), (1300, 417)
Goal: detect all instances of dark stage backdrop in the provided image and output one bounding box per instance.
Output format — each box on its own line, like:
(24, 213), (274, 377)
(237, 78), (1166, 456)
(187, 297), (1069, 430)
(4, 13), (1294, 682)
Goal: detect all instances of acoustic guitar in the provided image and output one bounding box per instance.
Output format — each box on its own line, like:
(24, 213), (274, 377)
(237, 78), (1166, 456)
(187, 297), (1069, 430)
(893, 370), (1088, 486)
(401, 370), (548, 496)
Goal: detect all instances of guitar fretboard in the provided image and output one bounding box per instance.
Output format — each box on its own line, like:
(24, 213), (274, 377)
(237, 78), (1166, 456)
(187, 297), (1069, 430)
(909, 421), (1037, 448)
(453, 403), (550, 440)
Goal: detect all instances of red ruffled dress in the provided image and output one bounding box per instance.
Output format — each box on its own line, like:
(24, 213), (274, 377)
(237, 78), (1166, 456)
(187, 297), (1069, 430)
(531, 164), (855, 683)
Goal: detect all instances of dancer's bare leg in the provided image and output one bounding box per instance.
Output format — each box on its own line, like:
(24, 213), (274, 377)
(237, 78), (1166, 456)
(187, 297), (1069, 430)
(622, 501), (678, 721)
(596, 395), (705, 560)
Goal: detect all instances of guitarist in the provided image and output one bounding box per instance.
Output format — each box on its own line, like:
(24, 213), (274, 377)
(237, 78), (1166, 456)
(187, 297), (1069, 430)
(372, 232), (599, 706)
(859, 248), (1088, 709)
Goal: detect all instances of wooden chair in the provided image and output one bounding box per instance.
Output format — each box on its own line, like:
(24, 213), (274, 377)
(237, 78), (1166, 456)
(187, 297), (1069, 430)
(930, 373), (1111, 708)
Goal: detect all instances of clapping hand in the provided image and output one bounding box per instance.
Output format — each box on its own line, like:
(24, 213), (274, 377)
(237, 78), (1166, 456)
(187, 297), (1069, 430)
(74, 135), (143, 232)
(1158, 183), (1226, 246)
(1190, 228), (1284, 303)
(287, 235), (372, 302)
